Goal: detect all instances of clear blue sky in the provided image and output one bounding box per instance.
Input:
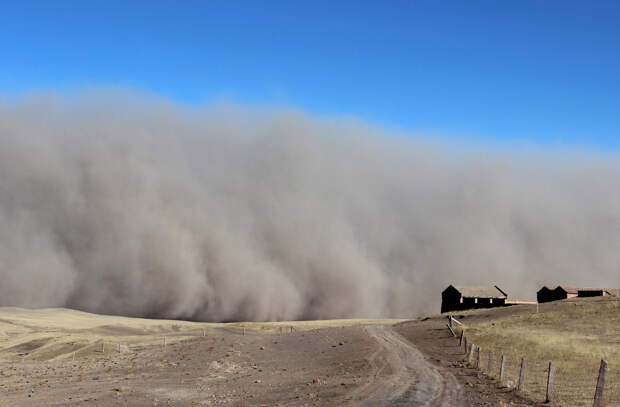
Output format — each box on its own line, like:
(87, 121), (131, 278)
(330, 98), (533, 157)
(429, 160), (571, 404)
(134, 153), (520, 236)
(1, 1), (619, 148)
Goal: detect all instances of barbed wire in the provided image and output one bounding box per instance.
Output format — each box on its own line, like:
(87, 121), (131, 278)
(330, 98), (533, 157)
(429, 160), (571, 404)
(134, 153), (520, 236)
(455, 321), (618, 406)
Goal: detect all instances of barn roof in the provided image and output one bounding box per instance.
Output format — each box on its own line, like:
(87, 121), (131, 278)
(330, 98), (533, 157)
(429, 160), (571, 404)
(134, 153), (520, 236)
(451, 285), (507, 299)
(559, 286), (590, 294)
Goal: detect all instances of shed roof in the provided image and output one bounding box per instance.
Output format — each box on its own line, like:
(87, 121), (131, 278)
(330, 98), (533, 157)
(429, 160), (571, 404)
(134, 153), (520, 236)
(605, 288), (620, 296)
(451, 285), (507, 299)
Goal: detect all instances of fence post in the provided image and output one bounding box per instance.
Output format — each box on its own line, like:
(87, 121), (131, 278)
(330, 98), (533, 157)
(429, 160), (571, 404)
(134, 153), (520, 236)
(499, 355), (506, 384)
(203, 328), (206, 337)
(463, 336), (468, 354)
(546, 361), (555, 403)
(593, 359), (608, 407)
(459, 330), (464, 347)
(243, 327), (246, 336)
(118, 343), (121, 353)
(488, 351), (494, 373)
(468, 343), (475, 364)
(517, 357), (526, 393)
(163, 336), (166, 349)
(474, 346), (481, 369)
(101, 342), (105, 353)
(72, 352), (76, 361)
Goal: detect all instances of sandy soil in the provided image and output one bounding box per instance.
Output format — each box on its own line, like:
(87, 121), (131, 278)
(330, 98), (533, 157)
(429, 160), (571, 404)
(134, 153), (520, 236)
(0, 326), (382, 406)
(0, 307), (542, 406)
(0, 308), (410, 406)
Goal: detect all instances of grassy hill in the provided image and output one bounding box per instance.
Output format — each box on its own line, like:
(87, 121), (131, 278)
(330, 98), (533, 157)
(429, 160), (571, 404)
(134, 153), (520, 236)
(455, 296), (620, 406)
(0, 306), (404, 362)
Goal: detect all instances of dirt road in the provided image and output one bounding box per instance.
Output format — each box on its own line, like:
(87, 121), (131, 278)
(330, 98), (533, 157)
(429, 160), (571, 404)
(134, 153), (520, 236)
(396, 317), (537, 406)
(0, 307), (530, 406)
(349, 325), (462, 406)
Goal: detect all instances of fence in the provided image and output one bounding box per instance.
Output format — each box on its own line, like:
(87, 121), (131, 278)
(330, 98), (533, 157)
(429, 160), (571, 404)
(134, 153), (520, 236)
(448, 316), (620, 406)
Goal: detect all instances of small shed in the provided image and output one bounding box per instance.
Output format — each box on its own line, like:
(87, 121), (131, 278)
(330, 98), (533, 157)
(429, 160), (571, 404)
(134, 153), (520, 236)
(537, 286), (620, 303)
(441, 285), (508, 313)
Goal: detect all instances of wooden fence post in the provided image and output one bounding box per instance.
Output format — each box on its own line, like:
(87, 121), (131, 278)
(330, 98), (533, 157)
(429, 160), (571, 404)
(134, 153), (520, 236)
(459, 330), (464, 347)
(545, 361), (555, 403)
(203, 328), (206, 337)
(474, 346), (481, 369)
(447, 323), (456, 337)
(593, 359), (608, 407)
(468, 343), (475, 364)
(463, 336), (468, 354)
(101, 342), (105, 353)
(517, 357), (526, 392)
(499, 355), (506, 384)
(488, 351), (494, 373)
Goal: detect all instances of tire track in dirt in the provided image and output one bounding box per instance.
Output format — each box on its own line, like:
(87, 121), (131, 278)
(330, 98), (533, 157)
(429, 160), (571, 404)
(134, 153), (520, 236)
(350, 325), (462, 406)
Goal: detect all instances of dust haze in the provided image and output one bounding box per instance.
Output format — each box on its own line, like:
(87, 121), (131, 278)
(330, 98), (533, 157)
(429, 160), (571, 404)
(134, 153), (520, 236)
(1, 93), (619, 321)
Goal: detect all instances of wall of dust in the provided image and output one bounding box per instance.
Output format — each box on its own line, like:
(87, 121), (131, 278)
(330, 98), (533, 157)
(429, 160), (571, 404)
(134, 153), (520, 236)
(1, 92), (619, 321)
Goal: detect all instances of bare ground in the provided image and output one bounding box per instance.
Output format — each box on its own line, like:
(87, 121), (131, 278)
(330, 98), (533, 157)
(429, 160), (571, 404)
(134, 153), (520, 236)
(1, 323), (377, 406)
(0, 307), (543, 406)
(354, 325), (461, 406)
(1, 323), (464, 406)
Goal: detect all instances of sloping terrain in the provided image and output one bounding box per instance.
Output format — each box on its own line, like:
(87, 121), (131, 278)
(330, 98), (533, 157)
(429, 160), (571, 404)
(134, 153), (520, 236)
(1, 305), (578, 406)
(0, 307), (403, 363)
(0, 307), (414, 406)
(450, 296), (620, 406)
(396, 296), (620, 406)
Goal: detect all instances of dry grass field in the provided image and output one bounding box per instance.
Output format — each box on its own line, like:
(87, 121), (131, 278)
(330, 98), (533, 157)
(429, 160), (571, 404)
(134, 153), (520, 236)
(0, 307), (405, 363)
(5, 301), (618, 406)
(455, 296), (620, 406)
(0, 307), (410, 406)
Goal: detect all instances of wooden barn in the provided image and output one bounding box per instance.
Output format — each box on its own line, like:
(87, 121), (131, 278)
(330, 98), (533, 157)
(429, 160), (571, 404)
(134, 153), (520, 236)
(441, 285), (508, 313)
(537, 286), (620, 303)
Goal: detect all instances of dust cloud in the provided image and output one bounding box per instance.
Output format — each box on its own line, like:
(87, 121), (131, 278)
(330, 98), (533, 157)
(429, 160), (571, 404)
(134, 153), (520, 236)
(1, 93), (619, 321)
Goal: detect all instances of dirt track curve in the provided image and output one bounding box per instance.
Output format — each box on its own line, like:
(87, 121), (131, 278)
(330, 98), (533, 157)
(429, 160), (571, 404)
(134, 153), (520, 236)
(351, 325), (462, 406)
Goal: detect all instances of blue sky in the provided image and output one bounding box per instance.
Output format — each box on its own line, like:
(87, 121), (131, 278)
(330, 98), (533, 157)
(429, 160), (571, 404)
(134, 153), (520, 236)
(1, 0), (619, 148)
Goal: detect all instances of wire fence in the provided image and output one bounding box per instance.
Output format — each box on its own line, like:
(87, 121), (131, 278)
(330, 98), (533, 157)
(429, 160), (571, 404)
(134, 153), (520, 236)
(451, 318), (619, 406)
